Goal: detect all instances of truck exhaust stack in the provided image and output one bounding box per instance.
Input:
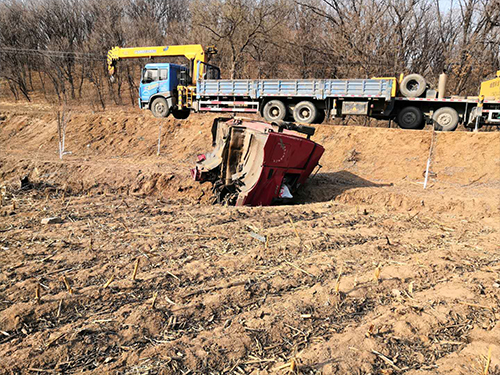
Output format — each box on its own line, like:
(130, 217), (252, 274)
(438, 72), (448, 99)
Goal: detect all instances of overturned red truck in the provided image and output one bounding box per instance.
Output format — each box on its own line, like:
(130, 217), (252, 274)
(191, 118), (325, 206)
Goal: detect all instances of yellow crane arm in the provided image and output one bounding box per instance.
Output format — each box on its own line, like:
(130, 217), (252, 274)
(107, 44), (216, 85)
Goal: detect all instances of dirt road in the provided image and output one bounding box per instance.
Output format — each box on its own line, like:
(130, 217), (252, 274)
(1, 103), (499, 374)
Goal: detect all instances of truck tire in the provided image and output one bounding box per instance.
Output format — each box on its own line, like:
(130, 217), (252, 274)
(263, 100), (287, 122)
(315, 109), (326, 124)
(151, 97), (169, 118)
(172, 108), (190, 120)
(293, 101), (318, 124)
(400, 74), (426, 98)
(432, 107), (459, 132)
(396, 106), (424, 129)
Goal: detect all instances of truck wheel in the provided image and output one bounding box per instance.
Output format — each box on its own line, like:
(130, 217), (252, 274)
(263, 100), (287, 122)
(172, 109), (190, 120)
(151, 97), (169, 118)
(293, 101), (318, 124)
(315, 109), (326, 124)
(400, 74), (426, 98)
(432, 107), (459, 131)
(396, 106), (424, 129)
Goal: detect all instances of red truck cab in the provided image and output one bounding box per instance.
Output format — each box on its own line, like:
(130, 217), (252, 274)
(192, 118), (324, 206)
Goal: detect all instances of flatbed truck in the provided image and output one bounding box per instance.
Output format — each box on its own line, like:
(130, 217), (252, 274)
(107, 44), (500, 131)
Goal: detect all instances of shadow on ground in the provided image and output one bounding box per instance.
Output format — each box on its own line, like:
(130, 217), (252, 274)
(294, 170), (392, 204)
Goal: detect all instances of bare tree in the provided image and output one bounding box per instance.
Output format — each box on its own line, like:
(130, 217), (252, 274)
(0, 0), (40, 101)
(0, 0), (497, 105)
(192, 0), (291, 79)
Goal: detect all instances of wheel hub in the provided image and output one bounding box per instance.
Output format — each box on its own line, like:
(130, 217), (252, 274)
(300, 108), (310, 120)
(156, 103), (165, 113)
(407, 80), (419, 92)
(437, 113), (452, 126)
(403, 113), (416, 124)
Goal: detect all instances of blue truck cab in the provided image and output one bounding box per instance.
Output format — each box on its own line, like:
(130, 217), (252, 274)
(139, 63), (188, 116)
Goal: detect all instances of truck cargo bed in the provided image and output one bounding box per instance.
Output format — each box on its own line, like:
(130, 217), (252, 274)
(197, 78), (394, 101)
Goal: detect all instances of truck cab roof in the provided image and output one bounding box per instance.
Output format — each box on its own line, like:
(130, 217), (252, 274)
(144, 63), (186, 69)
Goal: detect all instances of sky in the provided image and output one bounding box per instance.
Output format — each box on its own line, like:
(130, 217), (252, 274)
(438, 0), (454, 12)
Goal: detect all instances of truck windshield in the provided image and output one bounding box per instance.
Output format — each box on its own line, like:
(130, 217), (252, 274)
(142, 69), (158, 84)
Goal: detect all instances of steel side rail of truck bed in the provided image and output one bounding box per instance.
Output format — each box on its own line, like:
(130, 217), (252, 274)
(196, 79), (499, 105)
(196, 78), (394, 101)
(194, 78), (500, 130)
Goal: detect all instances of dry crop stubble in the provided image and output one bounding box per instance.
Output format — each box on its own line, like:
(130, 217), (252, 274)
(0, 104), (499, 373)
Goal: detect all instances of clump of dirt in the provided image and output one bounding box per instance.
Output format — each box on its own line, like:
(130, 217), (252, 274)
(1, 103), (499, 374)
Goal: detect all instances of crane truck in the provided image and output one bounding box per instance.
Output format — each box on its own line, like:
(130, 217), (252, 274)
(107, 44), (500, 131)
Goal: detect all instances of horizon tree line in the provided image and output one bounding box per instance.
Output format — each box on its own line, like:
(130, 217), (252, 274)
(0, 0), (498, 108)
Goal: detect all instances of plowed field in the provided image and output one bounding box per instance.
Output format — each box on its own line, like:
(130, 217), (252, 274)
(1, 103), (499, 374)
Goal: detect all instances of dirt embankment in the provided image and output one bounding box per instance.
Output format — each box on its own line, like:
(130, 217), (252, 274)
(0, 103), (499, 374)
(315, 125), (500, 185)
(1, 102), (499, 216)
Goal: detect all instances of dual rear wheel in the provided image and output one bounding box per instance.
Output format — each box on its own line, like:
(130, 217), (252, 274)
(293, 101), (318, 124)
(396, 106), (459, 132)
(262, 100), (324, 124)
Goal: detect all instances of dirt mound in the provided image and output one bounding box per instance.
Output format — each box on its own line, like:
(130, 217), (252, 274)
(0, 103), (220, 202)
(0, 102), (214, 160)
(1, 103), (499, 374)
(1, 102), (499, 212)
(313, 124), (500, 185)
